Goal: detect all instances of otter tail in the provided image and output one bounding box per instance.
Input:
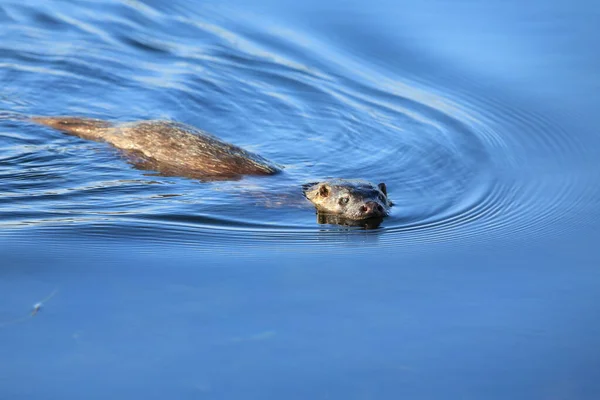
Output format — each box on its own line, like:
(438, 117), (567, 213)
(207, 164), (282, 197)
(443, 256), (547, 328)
(31, 116), (113, 141)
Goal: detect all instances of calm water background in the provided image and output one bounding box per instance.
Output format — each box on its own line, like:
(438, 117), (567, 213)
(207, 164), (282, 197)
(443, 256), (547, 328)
(1, 0), (600, 398)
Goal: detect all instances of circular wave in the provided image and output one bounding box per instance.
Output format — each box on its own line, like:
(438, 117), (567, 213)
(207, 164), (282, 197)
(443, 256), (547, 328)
(0, 2), (596, 251)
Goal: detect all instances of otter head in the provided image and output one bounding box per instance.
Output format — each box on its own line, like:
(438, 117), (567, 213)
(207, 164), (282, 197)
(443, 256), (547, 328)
(302, 179), (392, 220)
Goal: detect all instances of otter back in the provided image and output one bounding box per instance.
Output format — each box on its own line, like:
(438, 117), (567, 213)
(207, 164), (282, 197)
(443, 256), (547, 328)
(32, 117), (280, 179)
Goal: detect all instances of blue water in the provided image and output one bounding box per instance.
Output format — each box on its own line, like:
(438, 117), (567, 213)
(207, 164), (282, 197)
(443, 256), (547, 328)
(1, 0), (600, 398)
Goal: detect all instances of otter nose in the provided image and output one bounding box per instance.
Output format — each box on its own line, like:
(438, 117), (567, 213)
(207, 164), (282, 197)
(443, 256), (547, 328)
(359, 201), (384, 216)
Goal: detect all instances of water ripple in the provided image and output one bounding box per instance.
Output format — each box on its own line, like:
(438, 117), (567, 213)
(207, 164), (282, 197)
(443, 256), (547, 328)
(0, 1), (596, 251)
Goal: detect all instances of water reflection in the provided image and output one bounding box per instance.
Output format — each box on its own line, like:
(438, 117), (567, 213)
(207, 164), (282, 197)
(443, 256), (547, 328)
(315, 212), (384, 229)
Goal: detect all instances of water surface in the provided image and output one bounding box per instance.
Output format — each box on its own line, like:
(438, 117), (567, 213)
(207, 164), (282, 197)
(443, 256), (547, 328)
(1, 0), (600, 399)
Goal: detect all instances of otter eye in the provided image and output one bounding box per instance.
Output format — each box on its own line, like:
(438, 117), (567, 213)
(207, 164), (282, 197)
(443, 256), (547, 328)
(339, 197), (350, 205)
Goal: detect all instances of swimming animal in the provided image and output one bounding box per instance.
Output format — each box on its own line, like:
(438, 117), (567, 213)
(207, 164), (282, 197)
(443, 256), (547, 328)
(31, 116), (392, 222)
(302, 179), (392, 220)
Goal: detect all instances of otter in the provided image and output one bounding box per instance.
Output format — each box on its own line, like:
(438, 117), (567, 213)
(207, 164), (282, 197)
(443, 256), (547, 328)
(30, 116), (393, 223)
(302, 180), (392, 220)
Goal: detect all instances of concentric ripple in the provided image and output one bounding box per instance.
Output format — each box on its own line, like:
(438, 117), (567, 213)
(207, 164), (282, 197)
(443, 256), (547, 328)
(0, 1), (596, 251)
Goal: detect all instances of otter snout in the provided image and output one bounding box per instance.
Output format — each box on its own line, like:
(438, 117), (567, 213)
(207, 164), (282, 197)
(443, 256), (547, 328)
(359, 201), (386, 217)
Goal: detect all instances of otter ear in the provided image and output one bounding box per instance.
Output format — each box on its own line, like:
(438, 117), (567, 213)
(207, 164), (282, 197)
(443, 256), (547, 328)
(378, 183), (387, 196)
(319, 184), (330, 197)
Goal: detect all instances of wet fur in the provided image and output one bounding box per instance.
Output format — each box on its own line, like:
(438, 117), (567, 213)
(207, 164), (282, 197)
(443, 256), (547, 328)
(303, 179), (392, 220)
(31, 116), (391, 222)
(32, 117), (280, 180)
